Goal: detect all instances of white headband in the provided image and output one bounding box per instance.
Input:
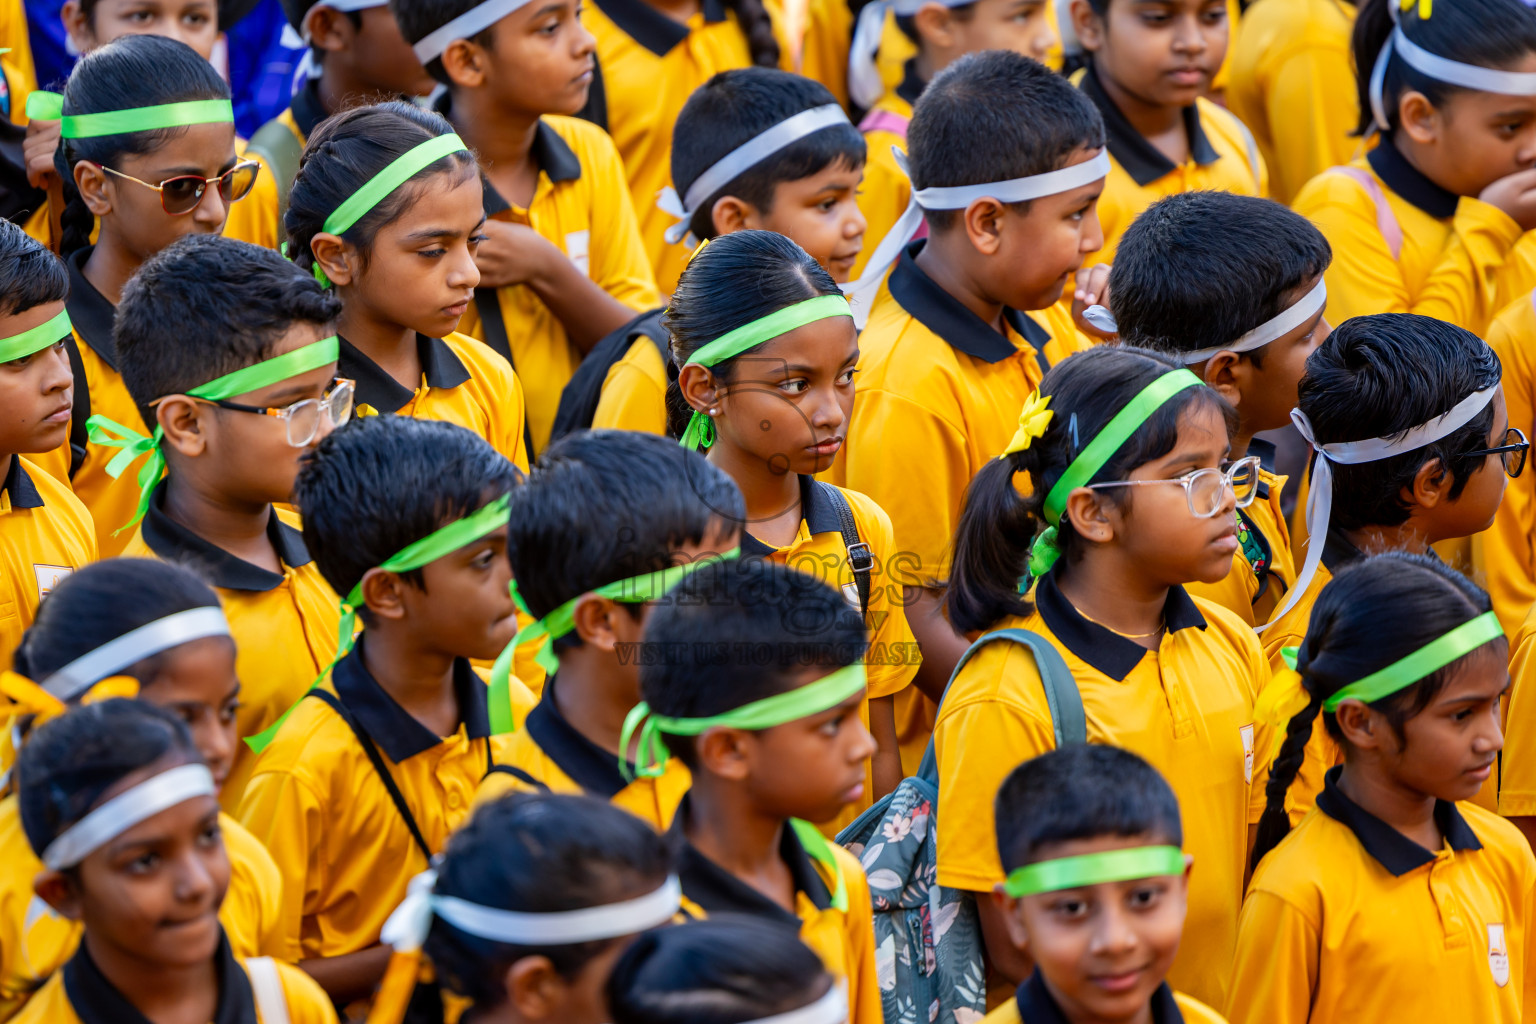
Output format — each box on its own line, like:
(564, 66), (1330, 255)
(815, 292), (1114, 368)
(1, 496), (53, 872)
(40, 764), (217, 870)
(841, 148), (1111, 325)
(1181, 278), (1328, 364)
(1262, 385), (1498, 631)
(658, 105), (854, 246)
(381, 869), (683, 953)
(847, 0), (972, 109)
(412, 0), (534, 62)
(41, 607), (231, 705)
(1370, 9), (1536, 132)
(1056, 0), (1083, 56)
(742, 987), (849, 1024)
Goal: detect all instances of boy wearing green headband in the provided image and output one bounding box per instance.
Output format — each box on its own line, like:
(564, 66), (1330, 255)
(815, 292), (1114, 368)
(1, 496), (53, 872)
(635, 558), (882, 1024)
(989, 745), (1227, 1024)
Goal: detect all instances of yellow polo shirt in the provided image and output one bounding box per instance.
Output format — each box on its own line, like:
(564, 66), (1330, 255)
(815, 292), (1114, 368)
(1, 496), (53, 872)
(933, 574), (1267, 1010)
(1496, 601), (1536, 819)
(0, 0), (34, 126)
(984, 974), (1228, 1024)
(1229, 769), (1536, 1024)
(590, 316), (669, 435)
(849, 61), (920, 283)
(0, 457), (95, 673)
(1185, 439), (1295, 628)
(1478, 291), (1536, 636)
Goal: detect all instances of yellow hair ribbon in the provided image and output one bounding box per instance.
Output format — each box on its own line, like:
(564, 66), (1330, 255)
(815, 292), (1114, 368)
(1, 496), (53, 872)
(999, 390), (1054, 460)
(1254, 655), (1311, 762)
(79, 676), (141, 705)
(1400, 0), (1430, 19)
(687, 236), (711, 265)
(0, 672), (139, 726)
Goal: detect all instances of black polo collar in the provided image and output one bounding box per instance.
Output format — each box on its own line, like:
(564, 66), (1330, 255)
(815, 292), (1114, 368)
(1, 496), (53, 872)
(65, 247), (119, 370)
(1316, 766), (1483, 876)
(1368, 141), (1458, 220)
(1248, 436), (1278, 501)
(1015, 972), (1184, 1024)
(672, 795), (832, 925)
(740, 475), (846, 557)
(139, 480), (313, 592)
(1034, 569), (1206, 682)
(887, 243), (1052, 365)
(1320, 525), (1366, 575)
(65, 929), (256, 1024)
(1079, 64), (1218, 187)
(523, 676), (638, 797)
(895, 58), (925, 108)
(590, 0), (724, 57)
(432, 96), (583, 217)
(1, 456), (43, 509)
(289, 75), (328, 142)
(331, 636), (492, 762)
(339, 333), (472, 414)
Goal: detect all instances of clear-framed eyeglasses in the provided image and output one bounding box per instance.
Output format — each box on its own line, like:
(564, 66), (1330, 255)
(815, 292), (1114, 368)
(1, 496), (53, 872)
(1082, 454), (1262, 519)
(204, 377), (355, 447)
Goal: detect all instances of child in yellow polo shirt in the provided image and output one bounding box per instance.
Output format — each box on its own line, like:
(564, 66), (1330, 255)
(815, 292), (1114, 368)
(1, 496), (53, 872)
(237, 415), (526, 1008)
(474, 429), (741, 826)
(10, 701), (336, 1024)
(0, 559), (284, 1021)
(935, 346), (1268, 1010)
(631, 557), (881, 1024)
(102, 234), (347, 809)
(1292, 0), (1536, 335)
(986, 746), (1229, 1024)
(1481, 291), (1536, 635)
(286, 101), (532, 470)
(392, 0), (660, 456)
(1234, 554), (1531, 1023)
(1109, 191), (1333, 627)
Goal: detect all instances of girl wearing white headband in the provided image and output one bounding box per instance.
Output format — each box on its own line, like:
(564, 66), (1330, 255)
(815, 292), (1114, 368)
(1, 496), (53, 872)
(1292, 0), (1536, 337)
(11, 700), (336, 1024)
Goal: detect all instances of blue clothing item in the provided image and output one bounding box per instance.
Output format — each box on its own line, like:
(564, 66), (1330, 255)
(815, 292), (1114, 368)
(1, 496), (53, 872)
(26, 0), (71, 90)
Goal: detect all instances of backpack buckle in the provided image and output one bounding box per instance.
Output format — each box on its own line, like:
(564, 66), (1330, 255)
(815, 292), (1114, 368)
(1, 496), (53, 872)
(846, 542), (874, 574)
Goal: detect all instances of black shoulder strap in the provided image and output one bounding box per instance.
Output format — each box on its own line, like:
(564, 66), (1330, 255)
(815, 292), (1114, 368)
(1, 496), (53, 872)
(549, 307), (668, 443)
(63, 335), (91, 478)
(813, 482), (873, 618)
(307, 689), (432, 861)
(471, 290), (538, 458)
(483, 763), (551, 790)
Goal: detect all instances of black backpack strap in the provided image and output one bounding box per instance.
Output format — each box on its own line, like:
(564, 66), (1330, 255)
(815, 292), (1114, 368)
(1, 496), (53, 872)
(548, 307), (667, 443)
(63, 335), (91, 478)
(483, 763), (550, 791)
(308, 689), (432, 861)
(813, 482), (873, 618)
(472, 289), (539, 459)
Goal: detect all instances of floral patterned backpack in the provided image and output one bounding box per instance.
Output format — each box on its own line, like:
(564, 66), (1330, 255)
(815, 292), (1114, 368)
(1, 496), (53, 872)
(838, 628), (1083, 1024)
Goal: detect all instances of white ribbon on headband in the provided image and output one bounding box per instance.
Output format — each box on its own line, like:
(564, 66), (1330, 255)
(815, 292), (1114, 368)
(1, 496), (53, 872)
(1370, 6), (1536, 131)
(1056, 0), (1084, 56)
(847, 0), (968, 109)
(413, 0), (534, 62)
(1181, 278), (1328, 365)
(743, 987), (849, 1024)
(1262, 385), (1497, 632)
(40, 763), (217, 870)
(381, 869), (683, 953)
(658, 105), (854, 246)
(41, 607), (231, 705)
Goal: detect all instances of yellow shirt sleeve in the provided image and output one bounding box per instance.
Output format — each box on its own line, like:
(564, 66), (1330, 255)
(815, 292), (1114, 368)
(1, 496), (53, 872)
(235, 769), (327, 963)
(1477, 293), (1536, 636)
(221, 814), (287, 960)
(225, 145), (282, 251)
(1498, 605), (1536, 818)
(837, 850), (883, 1024)
(592, 336), (669, 435)
(1224, 889), (1319, 1024)
(845, 490), (920, 700)
(273, 959), (341, 1024)
(578, 124), (663, 314)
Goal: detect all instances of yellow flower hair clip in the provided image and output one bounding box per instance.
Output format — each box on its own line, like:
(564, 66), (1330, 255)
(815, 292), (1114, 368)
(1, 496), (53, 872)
(1400, 0), (1430, 19)
(999, 390), (1054, 459)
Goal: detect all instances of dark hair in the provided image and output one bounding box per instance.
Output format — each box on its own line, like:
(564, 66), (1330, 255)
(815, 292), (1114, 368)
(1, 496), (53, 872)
(1299, 314), (1500, 532)
(281, 0), (366, 72)
(50, 35), (231, 258)
(944, 346), (1236, 634)
(607, 917), (832, 1024)
(1352, 0), (1536, 137)
(994, 745), (1183, 871)
(424, 791), (675, 1009)
(906, 51), (1104, 232)
(662, 230), (841, 442)
(15, 699), (201, 858)
(0, 218), (69, 318)
(511, 430), (743, 658)
(638, 558), (867, 769)
(1109, 192), (1332, 359)
(114, 234), (342, 408)
(292, 416), (520, 614)
(1250, 553), (1503, 869)
(671, 69), (865, 242)
(285, 101), (478, 279)
(390, 0), (497, 84)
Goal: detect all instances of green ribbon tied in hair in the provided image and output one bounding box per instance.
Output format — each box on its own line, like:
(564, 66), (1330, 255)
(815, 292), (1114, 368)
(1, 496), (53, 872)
(1003, 845), (1188, 898)
(0, 308), (71, 364)
(313, 133), (470, 287)
(1320, 610), (1503, 713)
(1027, 369), (1203, 578)
(86, 336), (341, 536)
(25, 91), (233, 139)
(247, 491), (513, 752)
(677, 293), (854, 451)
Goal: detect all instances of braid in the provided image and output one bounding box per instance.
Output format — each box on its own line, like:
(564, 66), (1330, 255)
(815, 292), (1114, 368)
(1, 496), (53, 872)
(1248, 689), (1324, 873)
(54, 145), (97, 259)
(723, 0), (781, 68)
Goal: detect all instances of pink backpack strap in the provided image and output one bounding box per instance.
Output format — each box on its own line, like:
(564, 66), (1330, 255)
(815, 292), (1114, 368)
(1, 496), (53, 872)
(1326, 166), (1404, 261)
(858, 109), (910, 140)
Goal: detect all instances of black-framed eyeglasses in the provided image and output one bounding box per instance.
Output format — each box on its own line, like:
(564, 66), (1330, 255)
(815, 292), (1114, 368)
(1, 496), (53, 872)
(1462, 427), (1529, 479)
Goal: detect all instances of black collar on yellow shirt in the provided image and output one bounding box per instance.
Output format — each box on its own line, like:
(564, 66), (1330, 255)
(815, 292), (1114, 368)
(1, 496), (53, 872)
(670, 794), (833, 925)
(65, 246), (118, 370)
(1016, 971), (1186, 1024)
(332, 636), (493, 762)
(1079, 64), (1219, 188)
(1317, 765), (1482, 875)
(523, 674), (638, 797)
(430, 94), (584, 213)
(338, 333), (472, 415)
(740, 474), (845, 557)
(138, 479), (313, 592)
(1366, 140), (1459, 220)
(65, 928), (256, 1024)
(1034, 569), (1206, 682)
(591, 0), (725, 56)
(1, 456), (42, 509)
(887, 241), (1053, 368)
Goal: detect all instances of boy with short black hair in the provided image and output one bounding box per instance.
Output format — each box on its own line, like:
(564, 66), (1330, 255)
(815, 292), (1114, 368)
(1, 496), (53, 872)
(389, 0), (659, 455)
(474, 428), (743, 827)
(238, 414), (528, 1007)
(988, 745), (1228, 1024)
(1109, 191), (1333, 626)
(636, 557), (881, 1024)
(109, 233), (346, 808)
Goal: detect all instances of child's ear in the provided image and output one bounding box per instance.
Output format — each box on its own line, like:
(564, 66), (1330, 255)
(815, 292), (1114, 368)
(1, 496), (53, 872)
(709, 196), (756, 237)
(1406, 454), (1452, 511)
(33, 869), (82, 922)
(360, 568), (410, 622)
(911, 2), (960, 51)
(305, 6), (356, 54)
(440, 37), (490, 88)
(571, 595), (622, 652)
(961, 199), (1008, 257)
(309, 233), (357, 288)
(1200, 351), (1245, 409)
(1063, 487), (1115, 546)
(989, 887), (1031, 950)
(697, 726), (752, 781)
(73, 161), (112, 218)
(1397, 90), (1441, 147)
(157, 395), (210, 459)
(677, 364), (723, 417)
(1332, 699), (1386, 753)
(1069, 0), (1105, 53)
(504, 955), (567, 1020)
(60, 0), (95, 54)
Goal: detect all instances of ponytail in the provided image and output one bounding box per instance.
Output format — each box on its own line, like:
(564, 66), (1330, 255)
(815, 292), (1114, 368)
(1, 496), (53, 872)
(722, 0), (780, 69)
(945, 453), (1041, 635)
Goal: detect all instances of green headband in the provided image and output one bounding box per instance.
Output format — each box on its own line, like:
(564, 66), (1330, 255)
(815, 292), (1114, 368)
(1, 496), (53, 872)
(1321, 610), (1504, 713)
(86, 336), (340, 536)
(25, 92), (233, 139)
(247, 491), (514, 752)
(1003, 845), (1187, 898)
(1, 308), (71, 364)
(1028, 369), (1203, 578)
(677, 294), (853, 451)
(619, 661), (867, 781)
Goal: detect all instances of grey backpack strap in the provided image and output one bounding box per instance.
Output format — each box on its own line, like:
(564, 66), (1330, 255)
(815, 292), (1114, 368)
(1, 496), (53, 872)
(814, 481), (873, 617)
(245, 117), (304, 245)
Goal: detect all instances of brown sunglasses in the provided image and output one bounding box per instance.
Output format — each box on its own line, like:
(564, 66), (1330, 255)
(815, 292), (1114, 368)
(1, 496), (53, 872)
(90, 159), (261, 215)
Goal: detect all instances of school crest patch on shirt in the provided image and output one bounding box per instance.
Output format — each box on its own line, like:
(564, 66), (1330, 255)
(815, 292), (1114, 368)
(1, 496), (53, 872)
(32, 565), (71, 602)
(1241, 723), (1255, 784)
(1490, 923), (1510, 986)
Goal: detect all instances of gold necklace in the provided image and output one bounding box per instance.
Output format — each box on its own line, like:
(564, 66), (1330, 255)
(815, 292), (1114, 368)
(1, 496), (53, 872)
(1071, 604), (1165, 640)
